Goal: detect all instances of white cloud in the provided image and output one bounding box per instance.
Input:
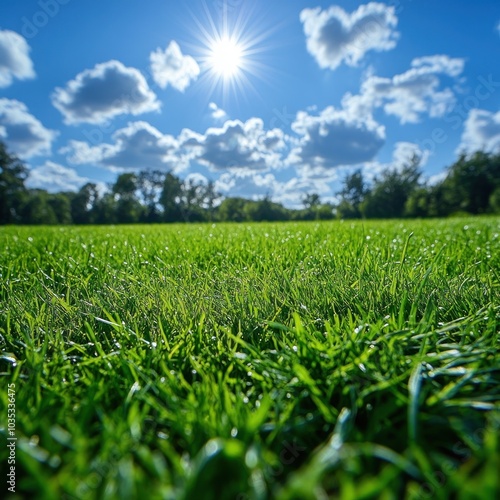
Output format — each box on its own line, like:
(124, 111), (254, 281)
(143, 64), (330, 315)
(214, 170), (335, 208)
(0, 98), (56, 158)
(288, 106), (385, 172)
(0, 30), (35, 88)
(185, 172), (209, 186)
(62, 121), (183, 171)
(209, 102), (227, 121)
(213, 172), (276, 200)
(26, 161), (90, 192)
(275, 175), (336, 207)
(62, 118), (287, 174)
(52, 60), (160, 124)
(60, 140), (109, 166)
(392, 141), (429, 167)
(459, 109), (500, 153)
(343, 55), (465, 124)
(346, 141), (432, 187)
(218, 172), (279, 200)
(150, 41), (200, 92)
(180, 118), (287, 171)
(428, 171), (447, 186)
(410, 55), (464, 78)
(300, 3), (398, 70)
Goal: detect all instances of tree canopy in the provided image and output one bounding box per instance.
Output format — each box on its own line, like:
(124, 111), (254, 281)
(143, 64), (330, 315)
(0, 142), (28, 224)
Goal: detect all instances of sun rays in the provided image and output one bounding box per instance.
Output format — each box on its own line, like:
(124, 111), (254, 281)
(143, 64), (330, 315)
(208, 35), (244, 80)
(188, 1), (276, 104)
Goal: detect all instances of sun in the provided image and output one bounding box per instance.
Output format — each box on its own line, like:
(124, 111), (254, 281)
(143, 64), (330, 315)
(189, 2), (276, 102)
(209, 36), (244, 79)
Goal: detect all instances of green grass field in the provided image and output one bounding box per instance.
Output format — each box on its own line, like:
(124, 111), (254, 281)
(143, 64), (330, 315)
(1, 218), (499, 499)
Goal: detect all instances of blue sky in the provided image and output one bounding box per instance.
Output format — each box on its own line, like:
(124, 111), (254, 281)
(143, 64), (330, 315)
(1, 0), (499, 207)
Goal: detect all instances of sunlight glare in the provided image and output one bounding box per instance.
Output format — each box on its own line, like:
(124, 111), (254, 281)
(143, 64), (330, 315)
(209, 37), (243, 79)
(190, 2), (277, 102)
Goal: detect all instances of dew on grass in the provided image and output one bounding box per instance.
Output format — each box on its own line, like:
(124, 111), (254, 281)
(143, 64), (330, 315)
(27, 436), (40, 448)
(0, 353), (17, 366)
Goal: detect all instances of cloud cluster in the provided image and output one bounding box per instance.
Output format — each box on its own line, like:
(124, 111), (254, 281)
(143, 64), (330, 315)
(214, 170), (336, 208)
(459, 109), (500, 153)
(150, 41), (200, 92)
(63, 121), (182, 171)
(180, 118), (287, 171)
(0, 99), (56, 158)
(26, 162), (90, 193)
(209, 102), (227, 121)
(343, 55), (465, 123)
(52, 60), (160, 124)
(300, 3), (398, 70)
(0, 30), (35, 88)
(392, 141), (428, 167)
(289, 106), (385, 172)
(62, 117), (288, 174)
(60, 107), (391, 187)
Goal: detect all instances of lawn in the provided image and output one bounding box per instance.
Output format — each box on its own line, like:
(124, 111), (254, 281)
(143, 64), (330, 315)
(1, 218), (499, 499)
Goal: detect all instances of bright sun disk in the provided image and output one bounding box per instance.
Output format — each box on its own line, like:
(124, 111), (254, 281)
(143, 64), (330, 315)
(209, 37), (243, 79)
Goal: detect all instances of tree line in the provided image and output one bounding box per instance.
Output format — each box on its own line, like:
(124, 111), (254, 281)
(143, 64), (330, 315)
(1, 141), (499, 225)
(336, 152), (500, 219)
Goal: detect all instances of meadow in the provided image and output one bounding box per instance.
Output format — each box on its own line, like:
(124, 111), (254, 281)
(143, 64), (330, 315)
(0, 218), (499, 499)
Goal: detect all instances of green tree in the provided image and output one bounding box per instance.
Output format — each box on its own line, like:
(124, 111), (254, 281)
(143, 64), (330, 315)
(316, 203), (335, 220)
(244, 196), (289, 222)
(180, 178), (207, 222)
(302, 193), (321, 220)
(200, 180), (219, 221)
(0, 142), (28, 224)
(489, 187), (500, 214)
(217, 197), (248, 222)
(440, 151), (500, 215)
(113, 173), (143, 223)
(21, 190), (58, 224)
(404, 183), (451, 218)
(160, 173), (183, 222)
(71, 183), (100, 224)
(137, 170), (165, 223)
(361, 156), (422, 219)
(337, 169), (368, 219)
(94, 193), (118, 224)
(48, 193), (73, 224)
